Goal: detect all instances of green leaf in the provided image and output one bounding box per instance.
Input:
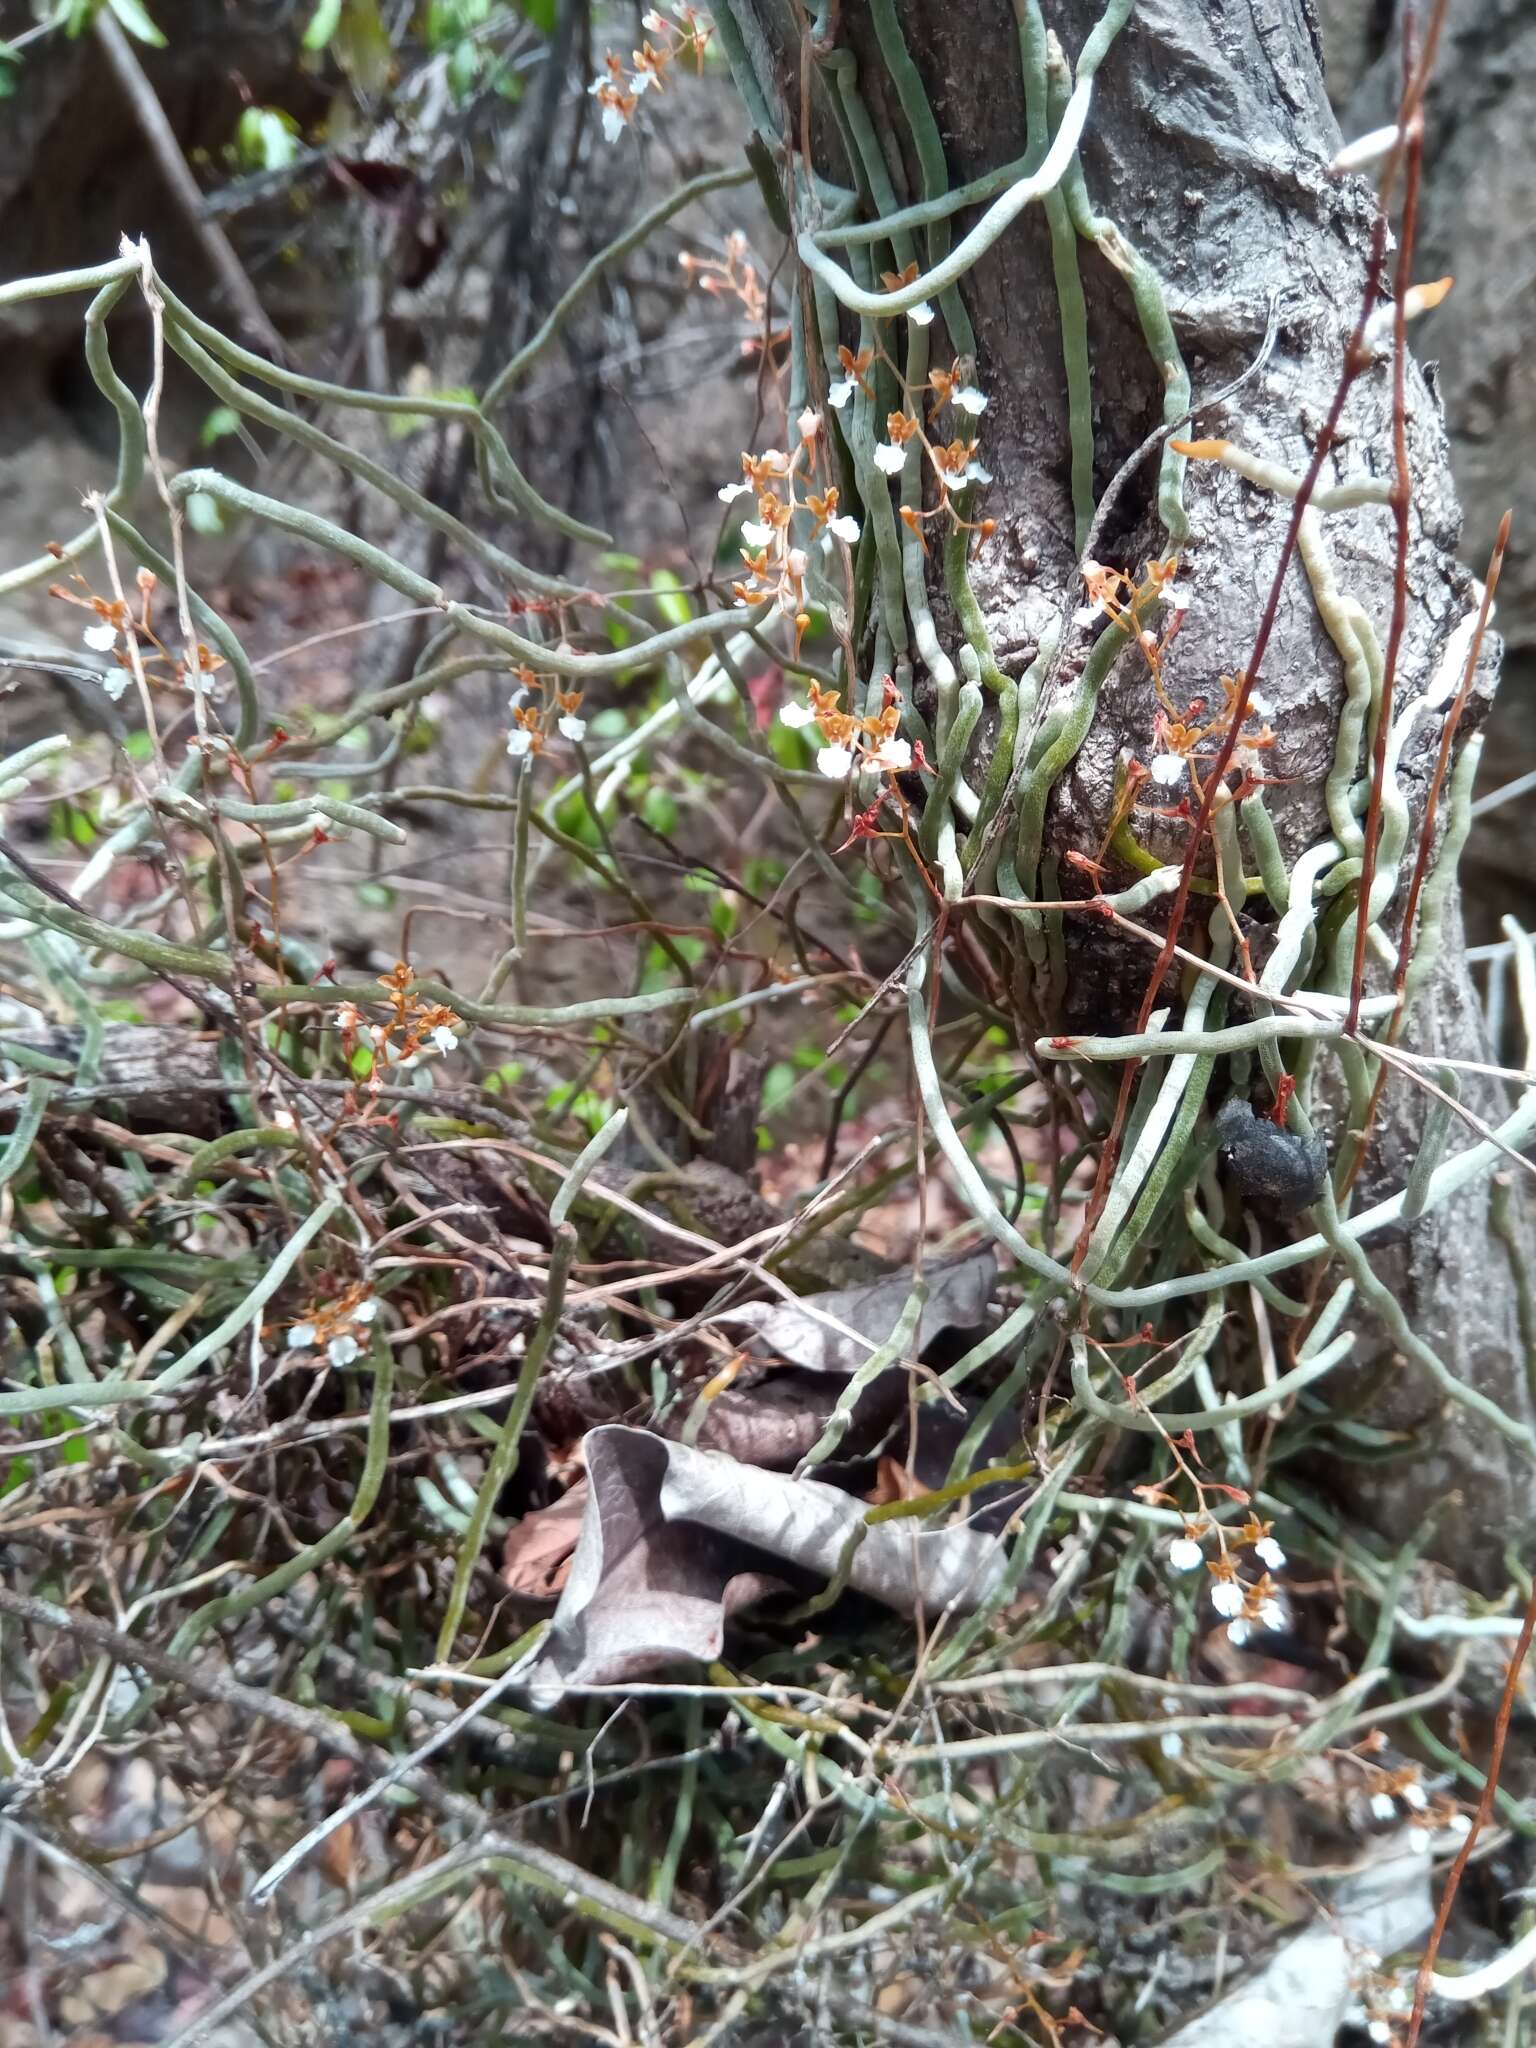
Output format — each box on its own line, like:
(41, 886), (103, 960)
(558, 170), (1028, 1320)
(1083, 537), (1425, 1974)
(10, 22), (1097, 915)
(545, 1082), (606, 1133)
(237, 106), (300, 171)
(515, 0), (557, 31)
(55, 1414), (88, 1465)
(447, 36), (480, 97)
(1329, 1418), (1412, 1448)
(649, 568), (694, 629)
(356, 879), (395, 908)
(184, 490), (225, 536)
(640, 786), (678, 835)
(302, 0), (344, 48)
(642, 934), (703, 985)
(555, 790), (603, 848)
(852, 867), (884, 925)
(426, 0), (490, 41)
(761, 1062), (796, 1114)
(0, 45), (20, 98)
(742, 857), (784, 895)
(106, 0), (167, 46)
(384, 381), (475, 439)
(334, 0), (393, 95)
(199, 406), (242, 446)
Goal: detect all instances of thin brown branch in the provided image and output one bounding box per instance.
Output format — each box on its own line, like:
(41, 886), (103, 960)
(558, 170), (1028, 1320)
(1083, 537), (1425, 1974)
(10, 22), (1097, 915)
(92, 9), (286, 359)
(1406, 1580), (1536, 2043)
(1337, 510), (1512, 1202)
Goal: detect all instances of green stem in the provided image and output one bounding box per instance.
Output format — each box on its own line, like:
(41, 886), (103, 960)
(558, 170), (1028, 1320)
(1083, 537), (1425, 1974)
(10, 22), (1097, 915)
(435, 1229), (576, 1662)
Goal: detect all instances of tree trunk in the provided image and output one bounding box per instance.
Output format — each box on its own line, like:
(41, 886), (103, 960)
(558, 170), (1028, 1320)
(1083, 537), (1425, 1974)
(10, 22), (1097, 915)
(1335, 0), (1536, 660)
(1329, 0), (1536, 958)
(717, 0), (1536, 1583)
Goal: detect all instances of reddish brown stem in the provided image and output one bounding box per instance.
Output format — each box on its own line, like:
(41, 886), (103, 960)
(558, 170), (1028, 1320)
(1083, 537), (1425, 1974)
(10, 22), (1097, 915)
(1406, 1581), (1536, 2044)
(1335, 510), (1511, 1206)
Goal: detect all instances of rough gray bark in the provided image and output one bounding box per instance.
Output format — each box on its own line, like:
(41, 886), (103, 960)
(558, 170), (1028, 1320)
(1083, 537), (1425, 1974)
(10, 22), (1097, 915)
(729, 0), (1535, 1581)
(1328, 0), (1536, 954)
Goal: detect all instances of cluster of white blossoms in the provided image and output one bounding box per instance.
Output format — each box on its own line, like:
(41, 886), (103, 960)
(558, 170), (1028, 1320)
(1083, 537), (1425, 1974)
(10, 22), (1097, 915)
(287, 1292), (378, 1369)
(1349, 1984), (1415, 2046)
(82, 617), (132, 703)
(331, 964), (463, 1105)
(719, 409), (861, 652)
(505, 665), (586, 761)
(53, 564), (226, 705)
(778, 677), (915, 785)
(1146, 684), (1275, 792)
(1354, 1751), (1470, 1856)
(335, 1002), (457, 1065)
(820, 347), (999, 557)
(1167, 1515), (1288, 1644)
(588, 9), (711, 143)
(711, 349), (1001, 782)
(1368, 1780), (1428, 1824)
(1069, 555), (1277, 801)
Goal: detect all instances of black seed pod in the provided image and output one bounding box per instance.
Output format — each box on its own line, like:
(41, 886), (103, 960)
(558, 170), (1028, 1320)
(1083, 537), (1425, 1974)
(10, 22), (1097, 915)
(1212, 1097), (1328, 1218)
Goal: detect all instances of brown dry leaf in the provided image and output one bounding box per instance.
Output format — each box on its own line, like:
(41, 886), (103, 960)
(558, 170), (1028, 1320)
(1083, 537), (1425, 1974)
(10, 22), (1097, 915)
(502, 1482), (589, 1599)
(58, 1950), (168, 2025)
(875, 1972), (925, 2015)
(140, 1883), (235, 1948)
(542, 1434), (589, 1489)
(867, 1456), (930, 1506)
(317, 1818), (358, 1889)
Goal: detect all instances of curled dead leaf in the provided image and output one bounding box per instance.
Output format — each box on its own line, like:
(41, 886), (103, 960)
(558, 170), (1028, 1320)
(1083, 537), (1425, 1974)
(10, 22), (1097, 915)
(711, 1249), (995, 1375)
(525, 1424), (1007, 1704)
